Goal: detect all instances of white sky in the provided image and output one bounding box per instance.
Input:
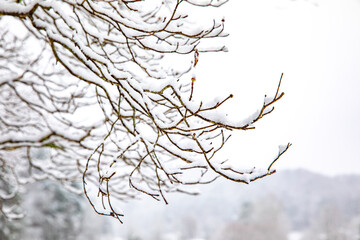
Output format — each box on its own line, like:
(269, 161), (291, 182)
(194, 0), (360, 176)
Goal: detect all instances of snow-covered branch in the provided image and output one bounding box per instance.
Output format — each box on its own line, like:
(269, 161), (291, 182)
(0, 0), (290, 222)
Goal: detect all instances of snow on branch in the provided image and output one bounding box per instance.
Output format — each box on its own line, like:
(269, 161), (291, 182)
(0, 1), (42, 17)
(0, 0), (290, 222)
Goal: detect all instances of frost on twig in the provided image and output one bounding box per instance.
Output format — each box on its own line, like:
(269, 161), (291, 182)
(0, 0), (290, 222)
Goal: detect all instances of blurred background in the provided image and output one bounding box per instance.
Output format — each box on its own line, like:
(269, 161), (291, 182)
(2, 0), (360, 239)
(2, 169), (360, 240)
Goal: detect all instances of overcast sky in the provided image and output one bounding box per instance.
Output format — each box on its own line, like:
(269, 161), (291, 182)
(194, 0), (360, 176)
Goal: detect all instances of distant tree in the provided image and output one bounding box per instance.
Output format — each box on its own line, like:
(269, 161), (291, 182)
(0, 0), (290, 222)
(302, 203), (347, 240)
(22, 181), (83, 240)
(346, 215), (360, 240)
(238, 201), (254, 223)
(248, 195), (289, 240)
(181, 214), (198, 239)
(213, 195), (289, 240)
(0, 176), (23, 240)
